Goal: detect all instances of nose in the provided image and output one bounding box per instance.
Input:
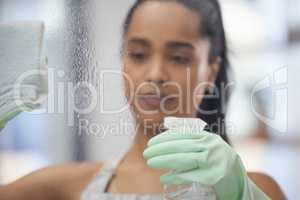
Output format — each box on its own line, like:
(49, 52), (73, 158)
(145, 56), (169, 85)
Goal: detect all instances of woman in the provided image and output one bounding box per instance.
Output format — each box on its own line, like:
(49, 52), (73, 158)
(0, 0), (286, 199)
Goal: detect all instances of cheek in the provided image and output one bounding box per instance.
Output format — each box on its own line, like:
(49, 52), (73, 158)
(169, 63), (210, 107)
(191, 39), (212, 101)
(190, 65), (211, 105)
(123, 63), (137, 100)
(123, 61), (144, 102)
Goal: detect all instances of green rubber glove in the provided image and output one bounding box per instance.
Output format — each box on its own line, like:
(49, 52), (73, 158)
(143, 130), (271, 200)
(0, 104), (33, 131)
(0, 57), (48, 132)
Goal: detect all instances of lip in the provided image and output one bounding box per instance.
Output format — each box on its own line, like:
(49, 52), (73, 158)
(138, 92), (166, 99)
(137, 92), (176, 110)
(137, 92), (165, 109)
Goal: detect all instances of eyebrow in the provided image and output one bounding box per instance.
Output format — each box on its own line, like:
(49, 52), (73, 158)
(127, 37), (150, 47)
(127, 37), (195, 51)
(166, 41), (195, 51)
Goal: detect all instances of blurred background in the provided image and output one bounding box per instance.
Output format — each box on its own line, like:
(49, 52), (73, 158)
(0, 0), (299, 199)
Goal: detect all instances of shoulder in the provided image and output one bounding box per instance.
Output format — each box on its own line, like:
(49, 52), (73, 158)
(0, 162), (103, 200)
(248, 172), (287, 200)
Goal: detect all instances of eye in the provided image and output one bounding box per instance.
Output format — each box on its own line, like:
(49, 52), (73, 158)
(171, 55), (191, 65)
(128, 52), (147, 62)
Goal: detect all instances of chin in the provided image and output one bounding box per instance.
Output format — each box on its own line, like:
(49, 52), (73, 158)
(136, 111), (165, 128)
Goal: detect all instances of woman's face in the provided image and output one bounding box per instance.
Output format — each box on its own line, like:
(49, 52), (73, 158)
(122, 1), (219, 130)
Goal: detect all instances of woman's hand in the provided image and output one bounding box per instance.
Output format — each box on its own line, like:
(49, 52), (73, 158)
(143, 130), (271, 200)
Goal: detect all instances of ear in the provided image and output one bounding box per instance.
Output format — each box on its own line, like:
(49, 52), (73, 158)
(207, 57), (221, 93)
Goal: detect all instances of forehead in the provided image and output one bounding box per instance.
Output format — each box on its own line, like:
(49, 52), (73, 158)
(126, 1), (201, 43)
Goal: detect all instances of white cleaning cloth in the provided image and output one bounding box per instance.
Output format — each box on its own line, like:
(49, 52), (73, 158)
(0, 21), (46, 129)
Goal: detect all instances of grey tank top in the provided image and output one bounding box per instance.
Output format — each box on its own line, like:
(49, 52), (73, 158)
(81, 148), (163, 200)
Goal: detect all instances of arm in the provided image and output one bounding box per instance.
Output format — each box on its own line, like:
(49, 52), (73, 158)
(0, 163), (102, 200)
(248, 172), (287, 200)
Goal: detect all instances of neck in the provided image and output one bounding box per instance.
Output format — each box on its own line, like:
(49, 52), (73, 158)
(122, 122), (159, 168)
(116, 121), (168, 184)
(129, 124), (152, 159)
